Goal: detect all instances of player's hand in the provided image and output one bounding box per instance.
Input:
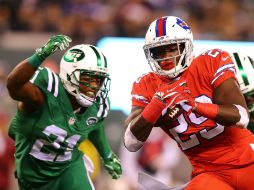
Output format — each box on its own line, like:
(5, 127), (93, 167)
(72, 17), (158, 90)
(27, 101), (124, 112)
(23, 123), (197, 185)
(155, 81), (194, 109)
(178, 91), (195, 109)
(103, 153), (122, 179)
(35, 34), (72, 61)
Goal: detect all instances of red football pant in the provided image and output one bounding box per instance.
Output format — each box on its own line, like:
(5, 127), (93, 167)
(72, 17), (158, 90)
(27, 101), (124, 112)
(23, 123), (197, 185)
(185, 162), (254, 190)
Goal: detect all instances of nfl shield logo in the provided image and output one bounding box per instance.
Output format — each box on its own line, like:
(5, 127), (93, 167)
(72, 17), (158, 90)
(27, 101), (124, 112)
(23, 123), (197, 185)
(68, 117), (76, 125)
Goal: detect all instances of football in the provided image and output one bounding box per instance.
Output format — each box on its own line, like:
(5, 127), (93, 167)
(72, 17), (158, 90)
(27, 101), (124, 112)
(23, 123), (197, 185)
(154, 104), (183, 127)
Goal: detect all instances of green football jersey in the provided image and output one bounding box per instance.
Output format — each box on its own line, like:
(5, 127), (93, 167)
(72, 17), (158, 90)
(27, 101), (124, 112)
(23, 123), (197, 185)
(9, 67), (111, 187)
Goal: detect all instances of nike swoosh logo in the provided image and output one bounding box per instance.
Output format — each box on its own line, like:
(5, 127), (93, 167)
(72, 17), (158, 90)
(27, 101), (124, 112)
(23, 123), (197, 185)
(222, 56), (229, 61)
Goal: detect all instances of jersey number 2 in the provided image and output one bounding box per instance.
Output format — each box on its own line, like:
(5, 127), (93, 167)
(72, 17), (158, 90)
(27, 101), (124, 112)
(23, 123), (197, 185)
(169, 96), (225, 150)
(29, 125), (81, 162)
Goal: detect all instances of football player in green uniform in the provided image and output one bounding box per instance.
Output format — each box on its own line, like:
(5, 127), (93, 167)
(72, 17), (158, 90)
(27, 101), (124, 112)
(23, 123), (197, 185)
(232, 52), (254, 133)
(6, 35), (122, 190)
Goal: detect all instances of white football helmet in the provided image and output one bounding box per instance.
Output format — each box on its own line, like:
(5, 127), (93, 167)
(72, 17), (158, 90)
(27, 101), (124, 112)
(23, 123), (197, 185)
(232, 52), (254, 115)
(144, 16), (194, 78)
(59, 44), (110, 107)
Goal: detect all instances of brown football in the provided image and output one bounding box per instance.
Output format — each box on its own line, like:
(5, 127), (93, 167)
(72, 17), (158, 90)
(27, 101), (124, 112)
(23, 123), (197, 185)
(154, 104), (183, 127)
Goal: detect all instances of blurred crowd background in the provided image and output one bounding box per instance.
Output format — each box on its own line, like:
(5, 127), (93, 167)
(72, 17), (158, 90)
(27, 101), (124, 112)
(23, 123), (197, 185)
(0, 0), (253, 190)
(1, 0), (254, 44)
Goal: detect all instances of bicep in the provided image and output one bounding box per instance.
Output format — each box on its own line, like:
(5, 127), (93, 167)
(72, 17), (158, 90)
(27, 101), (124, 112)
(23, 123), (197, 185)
(15, 82), (44, 102)
(15, 82), (45, 111)
(213, 78), (247, 109)
(12, 83), (44, 113)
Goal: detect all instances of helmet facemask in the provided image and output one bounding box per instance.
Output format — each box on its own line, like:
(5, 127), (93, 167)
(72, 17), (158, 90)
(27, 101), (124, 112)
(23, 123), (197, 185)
(144, 39), (192, 78)
(66, 69), (111, 106)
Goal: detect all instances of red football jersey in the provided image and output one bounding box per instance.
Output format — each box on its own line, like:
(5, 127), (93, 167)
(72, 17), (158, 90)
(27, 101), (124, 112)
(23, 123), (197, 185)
(131, 49), (254, 175)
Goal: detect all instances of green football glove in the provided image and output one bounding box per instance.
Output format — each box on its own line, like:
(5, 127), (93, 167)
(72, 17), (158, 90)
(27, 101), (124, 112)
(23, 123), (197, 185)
(35, 34), (72, 61)
(103, 153), (122, 179)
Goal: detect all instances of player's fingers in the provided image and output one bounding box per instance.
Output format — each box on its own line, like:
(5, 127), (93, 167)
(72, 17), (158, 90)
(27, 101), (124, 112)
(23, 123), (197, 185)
(64, 35), (72, 42)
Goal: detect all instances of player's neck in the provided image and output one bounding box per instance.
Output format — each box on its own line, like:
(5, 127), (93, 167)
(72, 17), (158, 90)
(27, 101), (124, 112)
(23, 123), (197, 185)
(68, 94), (81, 111)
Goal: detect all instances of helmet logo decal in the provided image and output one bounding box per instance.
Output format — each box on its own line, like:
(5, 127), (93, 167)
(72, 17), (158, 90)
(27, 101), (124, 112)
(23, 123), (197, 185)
(155, 17), (167, 37)
(64, 49), (85, 62)
(176, 18), (190, 31)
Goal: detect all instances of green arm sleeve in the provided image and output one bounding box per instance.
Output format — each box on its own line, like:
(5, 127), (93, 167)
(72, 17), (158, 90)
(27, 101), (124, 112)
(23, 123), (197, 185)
(88, 123), (112, 159)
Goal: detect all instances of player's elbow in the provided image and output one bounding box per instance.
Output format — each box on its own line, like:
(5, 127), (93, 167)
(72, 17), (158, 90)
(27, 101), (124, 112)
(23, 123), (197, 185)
(6, 76), (17, 100)
(124, 123), (144, 152)
(6, 72), (23, 99)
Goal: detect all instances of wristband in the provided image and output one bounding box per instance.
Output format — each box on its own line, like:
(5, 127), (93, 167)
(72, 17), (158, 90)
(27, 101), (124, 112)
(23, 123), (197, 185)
(141, 98), (166, 124)
(28, 54), (43, 68)
(194, 102), (219, 119)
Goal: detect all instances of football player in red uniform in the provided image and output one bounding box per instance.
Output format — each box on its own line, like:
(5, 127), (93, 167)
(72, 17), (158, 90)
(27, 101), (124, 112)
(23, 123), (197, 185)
(124, 16), (254, 190)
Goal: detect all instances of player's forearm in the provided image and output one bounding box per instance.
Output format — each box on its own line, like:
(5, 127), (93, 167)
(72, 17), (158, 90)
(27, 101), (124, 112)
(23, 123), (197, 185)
(216, 104), (249, 127)
(124, 114), (153, 152)
(129, 115), (153, 142)
(124, 100), (165, 152)
(89, 126), (112, 159)
(130, 98), (166, 141)
(194, 102), (249, 127)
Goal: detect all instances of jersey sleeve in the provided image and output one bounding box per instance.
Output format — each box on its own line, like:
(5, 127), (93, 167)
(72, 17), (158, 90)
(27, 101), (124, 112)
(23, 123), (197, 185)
(88, 123), (112, 159)
(131, 75), (150, 107)
(203, 50), (237, 89)
(29, 66), (60, 97)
